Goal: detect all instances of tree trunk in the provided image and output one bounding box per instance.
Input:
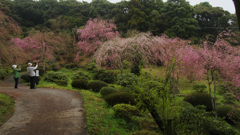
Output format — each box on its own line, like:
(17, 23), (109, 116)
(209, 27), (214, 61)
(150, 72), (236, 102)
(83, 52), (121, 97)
(233, 0), (240, 31)
(214, 76), (217, 118)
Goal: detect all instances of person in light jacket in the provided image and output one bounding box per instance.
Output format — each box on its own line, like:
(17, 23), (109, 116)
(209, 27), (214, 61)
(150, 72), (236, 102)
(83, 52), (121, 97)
(12, 65), (21, 89)
(27, 62), (38, 89)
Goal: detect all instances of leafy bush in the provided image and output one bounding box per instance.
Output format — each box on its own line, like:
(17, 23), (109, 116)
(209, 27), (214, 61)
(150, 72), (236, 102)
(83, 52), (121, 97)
(65, 63), (78, 69)
(227, 108), (240, 123)
(51, 63), (61, 71)
(175, 101), (193, 108)
(100, 87), (117, 97)
(117, 73), (138, 87)
(71, 79), (88, 89)
(123, 60), (130, 69)
(87, 62), (96, 71)
(44, 72), (69, 82)
(87, 81), (108, 92)
(21, 73), (30, 82)
(92, 67), (106, 80)
(55, 80), (68, 86)
(113, 104), (139, 119)
(71, 71), (91, 81)
(217, 105), (233, 119)
(71, 67), (79, 71)
(217, 84), (231, 94)
(222, 93), (236, 104)
(0, 69), (7, 80)
(130, 130), (161, 135)
(104, 92), (136, 106)
(131, 63), (140, 76)
(193, 84), (207, 92)
(174, 105), (238, 135)
(184, 93), (213, 111)
(99, 71), (117, 84)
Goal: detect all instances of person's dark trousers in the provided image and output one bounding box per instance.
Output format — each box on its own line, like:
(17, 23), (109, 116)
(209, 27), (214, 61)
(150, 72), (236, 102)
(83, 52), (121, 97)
(30, 76), (36, 89)
(14, 78), (18, 88)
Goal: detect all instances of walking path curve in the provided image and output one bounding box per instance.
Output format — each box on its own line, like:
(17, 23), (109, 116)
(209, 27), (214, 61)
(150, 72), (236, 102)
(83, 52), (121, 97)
(0, 75), (87, 135)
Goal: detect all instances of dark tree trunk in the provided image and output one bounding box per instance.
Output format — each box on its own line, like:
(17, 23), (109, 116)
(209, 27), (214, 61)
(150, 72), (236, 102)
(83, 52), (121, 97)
(233, 0), (240, 31)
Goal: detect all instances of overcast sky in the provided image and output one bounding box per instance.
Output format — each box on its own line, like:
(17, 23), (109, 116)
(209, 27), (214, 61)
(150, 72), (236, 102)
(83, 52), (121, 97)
(81, 0), (236, 14)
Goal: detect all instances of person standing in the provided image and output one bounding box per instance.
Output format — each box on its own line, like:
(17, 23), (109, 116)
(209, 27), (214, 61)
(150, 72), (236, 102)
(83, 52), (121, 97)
(12, 65), (21, 89)
(27, 62), (38, 89)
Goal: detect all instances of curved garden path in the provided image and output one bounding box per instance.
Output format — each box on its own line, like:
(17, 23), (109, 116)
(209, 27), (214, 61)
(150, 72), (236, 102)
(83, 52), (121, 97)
(0, 75), (87, 135)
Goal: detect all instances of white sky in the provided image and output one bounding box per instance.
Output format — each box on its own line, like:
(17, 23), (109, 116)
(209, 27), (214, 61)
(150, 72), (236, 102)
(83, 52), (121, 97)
(81, 0), (236, 14)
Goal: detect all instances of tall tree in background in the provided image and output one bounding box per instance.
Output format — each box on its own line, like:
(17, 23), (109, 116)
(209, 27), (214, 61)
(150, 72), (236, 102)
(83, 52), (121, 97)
(75, 17), (119, 61)
(0, 10), (27, 65)
(233, 0), (240, 31)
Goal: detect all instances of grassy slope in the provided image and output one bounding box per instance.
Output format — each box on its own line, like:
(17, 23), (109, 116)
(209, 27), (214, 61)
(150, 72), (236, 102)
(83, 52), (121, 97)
(0, 93), (15, 126)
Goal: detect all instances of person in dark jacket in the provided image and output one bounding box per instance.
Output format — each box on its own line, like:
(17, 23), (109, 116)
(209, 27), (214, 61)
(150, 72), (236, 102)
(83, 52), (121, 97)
(12, 65), (21, 89)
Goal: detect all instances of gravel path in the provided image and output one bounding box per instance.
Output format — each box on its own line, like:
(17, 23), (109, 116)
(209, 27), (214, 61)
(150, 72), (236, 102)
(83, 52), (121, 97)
(0, 75), (88, 135)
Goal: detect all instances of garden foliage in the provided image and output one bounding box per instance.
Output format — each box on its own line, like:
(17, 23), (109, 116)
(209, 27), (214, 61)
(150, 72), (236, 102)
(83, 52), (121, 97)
(100, 87), (117, 97)
(113, 103), (140, 119)
(184, 93), (213, 111)
(0, 69), (7, 80)
(21, 73), (30, 82)
(98, 71), (117, 84)
(71, 71), (91, 81)
(104, 92), (136, 106)
(71, 79), (88, 89)
(87, 80), (108, 92)
(117, 73), (138, 87)
(51, 63), (61, 71)
(44, 72), (69, 82)
(55, 80), (68, 86)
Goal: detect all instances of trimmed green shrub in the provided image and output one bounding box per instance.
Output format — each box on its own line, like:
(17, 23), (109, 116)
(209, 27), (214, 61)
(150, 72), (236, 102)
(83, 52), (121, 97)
(44, 72), (69, 82)
(130, 130), (161, 135)
(98, 71), (117, 84)
(87, 62), (96, 71)
(71, 79), (88, 89)
(217, 105), (233, 119)
(117, 73), (138, 87)
(0, 69), (7, 80)
(222, 93), (236, 104)
(21, 73), (30, 82)
(193, 84), (207, 92)
(104, 92), (136, 106)
(100, 87), (117, 97)
(51, 63), (61, 71)
(87, 81), (108, 92)
(65, 63), (78, 69)
(175, 101), (193, 108)
(71, 71), (91, 81)
(55, 80), (68, 86)
(184, 93), (213, 111)
(71, 67), (79, 71)
(113, 104), (139, 119)
(92, 67), (106, 80)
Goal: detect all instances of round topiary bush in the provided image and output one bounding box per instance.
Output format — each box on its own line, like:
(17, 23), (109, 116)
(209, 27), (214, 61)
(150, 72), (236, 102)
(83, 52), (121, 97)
(117, 73), (138, 87)
(51, 63), (61, 71)
(113, 104), (139, 119)
(71, 71), (91, 81)
(104, 92), (136, 106)
(87, 62), (96, 71)
(130, 130), (161, 135)
(71, 79), (88, 89)
(175, 101), (193, 108)
(87, 80), (108, 92)
(44, 72), (69, 82)
(100, 87), (117, 97)
(98, 71), (117, 84)
(184, 93), (213, 111)
(217, 105), (233, 119)
(92, 67), (106, 80)
(21, 73), (30, 82)
(0, 69), (8, 80)
(55, 80), (68, 86)
(193, 84), (207, 93)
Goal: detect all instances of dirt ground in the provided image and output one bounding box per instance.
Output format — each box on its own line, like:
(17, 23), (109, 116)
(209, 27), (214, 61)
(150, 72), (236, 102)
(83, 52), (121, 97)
(0, 75), (88, 135)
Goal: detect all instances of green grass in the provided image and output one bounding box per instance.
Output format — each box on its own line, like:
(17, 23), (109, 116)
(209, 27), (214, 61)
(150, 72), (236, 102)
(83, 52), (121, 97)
(0, 93), (15, 126)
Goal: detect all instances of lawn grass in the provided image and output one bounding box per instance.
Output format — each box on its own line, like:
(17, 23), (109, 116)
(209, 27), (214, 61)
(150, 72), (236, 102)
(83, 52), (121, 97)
(0, 93), (15, 126)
